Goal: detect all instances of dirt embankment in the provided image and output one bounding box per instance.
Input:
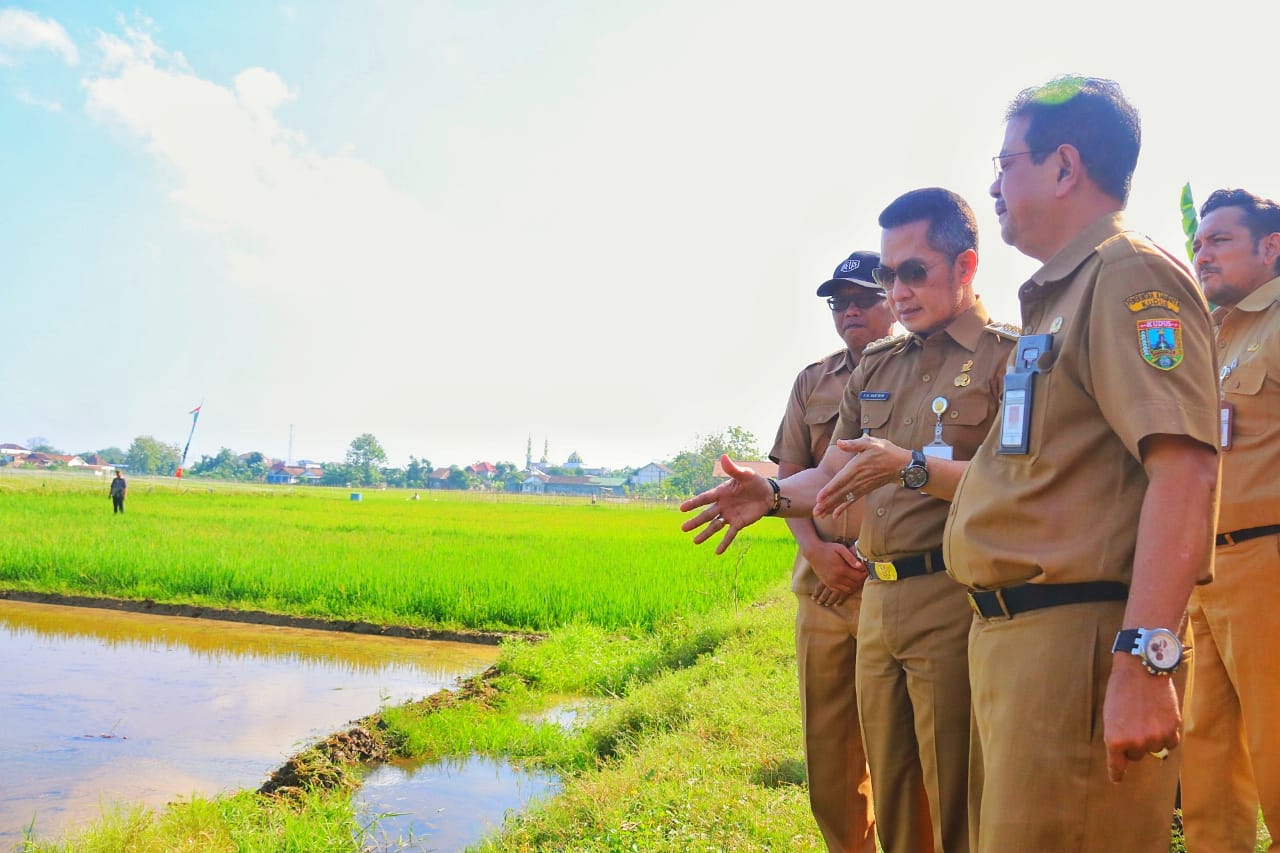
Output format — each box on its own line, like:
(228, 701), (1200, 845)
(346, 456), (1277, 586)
(0, 589), (515, 645)
(258, 667), (509, 797)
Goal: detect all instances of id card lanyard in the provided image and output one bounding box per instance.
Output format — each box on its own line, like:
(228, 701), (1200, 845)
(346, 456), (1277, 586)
(1220, 358), (1238, 450)
(923, 396), (953, 460)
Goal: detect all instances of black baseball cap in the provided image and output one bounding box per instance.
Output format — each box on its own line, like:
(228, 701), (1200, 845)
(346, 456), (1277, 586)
(816, 250), (884, 297)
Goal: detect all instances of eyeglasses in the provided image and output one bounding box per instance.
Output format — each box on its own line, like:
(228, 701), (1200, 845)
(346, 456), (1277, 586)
(827, 292), (886, 312)
(991, 149), (1053, 182)
(872, 259), (938, 288)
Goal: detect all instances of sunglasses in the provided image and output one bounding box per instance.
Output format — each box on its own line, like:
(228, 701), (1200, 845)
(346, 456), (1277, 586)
(827, 292), (886, 312)
(871, 259), (938, 288)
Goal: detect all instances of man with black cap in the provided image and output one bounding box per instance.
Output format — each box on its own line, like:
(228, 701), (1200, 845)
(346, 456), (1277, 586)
(769, 249), (893, 853)
(685, 188), (1016, 851)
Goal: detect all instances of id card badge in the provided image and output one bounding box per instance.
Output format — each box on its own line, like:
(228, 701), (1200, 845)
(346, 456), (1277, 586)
(924, 396), (953, 459)
(998, 334), (1054, 455)
(1220, 401), (1234, 450)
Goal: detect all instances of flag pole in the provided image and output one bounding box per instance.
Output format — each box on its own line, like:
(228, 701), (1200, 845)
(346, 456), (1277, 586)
(177, 400), (203, 477)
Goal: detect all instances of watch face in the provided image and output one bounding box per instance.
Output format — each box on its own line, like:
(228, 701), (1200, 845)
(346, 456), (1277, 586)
(1142, 629), (1181, 672)
(903, 466), (929, 489)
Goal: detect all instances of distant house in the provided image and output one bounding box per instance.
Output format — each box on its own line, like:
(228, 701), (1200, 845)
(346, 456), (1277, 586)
(265, 462), (323, 485)
(428, 467), (453, 489)
(712, 459), (779, 480)
(522, 473), (628, 498)
(630, 462), (672, 488)
(13, 452), (85, 469)
(467, 461), (497, 480)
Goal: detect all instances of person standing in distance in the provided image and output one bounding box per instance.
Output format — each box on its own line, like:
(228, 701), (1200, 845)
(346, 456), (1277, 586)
(944, 76), (1219, 852)
(110, 469), (127, 514)
(769, 249), (893, 853)
(1182, 187), (1280, 851)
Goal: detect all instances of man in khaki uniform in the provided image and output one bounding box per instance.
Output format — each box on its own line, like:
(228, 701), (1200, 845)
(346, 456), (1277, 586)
(684, 188), (1015, 852)
(1182, 187), (1280, 851)
(770, 250), (893, 853)
(943, 76), (1220, 852)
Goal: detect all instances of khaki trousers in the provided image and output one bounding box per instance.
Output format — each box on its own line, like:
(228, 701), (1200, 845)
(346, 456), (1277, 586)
(1183, 533), (1280, 852)
(857, 571), (972, 853)
(969, 600), (1183, 853)
(795, 590), (876, 853)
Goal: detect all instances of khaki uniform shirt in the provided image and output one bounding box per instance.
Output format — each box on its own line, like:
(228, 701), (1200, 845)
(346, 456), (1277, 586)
(945, 214), (1220, 589)
(831, 300), (1015, 562)
(1215, 275), (1280, 534)
(771, 348), (861, 594)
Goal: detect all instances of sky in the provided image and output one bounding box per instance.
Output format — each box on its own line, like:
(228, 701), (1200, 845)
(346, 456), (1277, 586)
(4, 1), (1279, 471)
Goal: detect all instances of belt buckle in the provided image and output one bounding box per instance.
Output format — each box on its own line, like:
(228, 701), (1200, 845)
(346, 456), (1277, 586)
(968, 588), (1012, 620)
(871, 561), (898, 582)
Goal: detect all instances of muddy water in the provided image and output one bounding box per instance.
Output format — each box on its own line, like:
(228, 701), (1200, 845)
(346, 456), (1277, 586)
(0, 599), (500, 849)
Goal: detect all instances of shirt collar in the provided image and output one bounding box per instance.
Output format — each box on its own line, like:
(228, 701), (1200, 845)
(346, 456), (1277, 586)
(1234, 276), (1280, 313)
(821, 347), (858, 376)
(905, 299), (991, 353)
(1026, 211), (1126, 290)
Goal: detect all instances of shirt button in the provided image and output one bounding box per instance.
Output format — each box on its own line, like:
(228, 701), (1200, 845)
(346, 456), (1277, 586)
(922, 374), (931, 382)
(1024, 325), (1034, 334)
(1219, 340), (1227, 348)
(949, 411), (960, 419)
(903, 416), (914, 425)
(876, 507), (887, 517)
(862, 415), (869, 423)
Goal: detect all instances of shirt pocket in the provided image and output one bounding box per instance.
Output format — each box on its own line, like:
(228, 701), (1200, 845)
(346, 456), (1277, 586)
(804, 401), (841, 459)
(1223, 362), (1268, 436)
(857, 399), (893, 436)
(941, 390), (997, 458)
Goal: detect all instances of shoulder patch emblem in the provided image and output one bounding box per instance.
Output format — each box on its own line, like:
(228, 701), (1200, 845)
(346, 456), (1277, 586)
(862, 333), (908, 355)
(1137, 319), (1183, 370)
(984, 322), (1021, 341)
(1125, 291), (1182, 314)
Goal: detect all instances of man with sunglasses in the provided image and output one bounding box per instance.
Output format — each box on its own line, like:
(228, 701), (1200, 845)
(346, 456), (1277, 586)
(1182, 188), (1280, 852)
(944, 76), (1219, 852)
(769, 249), (893, 853)
(683, 187), (1016, 852)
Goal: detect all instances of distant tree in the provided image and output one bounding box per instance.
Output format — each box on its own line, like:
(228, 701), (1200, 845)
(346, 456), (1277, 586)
(26, 436), (52, 452)
(664, 426), (761, 497)
(404, 456), (432, 489)
(345, 434), (387, 486)
(125, 435), (181, 476)
(320, 463), (357, 487)
(92, 446), (127, 464)
(445, 465), (476, 490)
(190, 447), (243, 479)
(241, 451), (270, 481)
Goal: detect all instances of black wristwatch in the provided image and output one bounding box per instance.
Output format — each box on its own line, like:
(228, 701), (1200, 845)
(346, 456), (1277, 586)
(1112, 627), (1183, 676)
(900, 449), (929, 490)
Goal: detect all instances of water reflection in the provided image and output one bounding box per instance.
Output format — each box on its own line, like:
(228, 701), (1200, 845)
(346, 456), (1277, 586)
(355, 756), (560, 852)
(0, 600), (499, 849)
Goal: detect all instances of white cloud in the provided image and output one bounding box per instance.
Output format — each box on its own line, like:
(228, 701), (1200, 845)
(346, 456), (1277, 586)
(0, 8), (78, 65)
(13, 86), (61, 111)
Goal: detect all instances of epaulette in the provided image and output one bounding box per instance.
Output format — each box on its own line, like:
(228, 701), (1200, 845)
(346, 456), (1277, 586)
(984, 322), (1021, 341)
(862, 333), (909, 355)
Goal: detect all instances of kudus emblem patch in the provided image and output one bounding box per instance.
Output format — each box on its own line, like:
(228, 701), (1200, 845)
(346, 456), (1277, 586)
(1137, 319), (1183, 371)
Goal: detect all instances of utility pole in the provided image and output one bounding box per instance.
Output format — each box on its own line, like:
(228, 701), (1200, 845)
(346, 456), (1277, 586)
(288, 424), (294, 466)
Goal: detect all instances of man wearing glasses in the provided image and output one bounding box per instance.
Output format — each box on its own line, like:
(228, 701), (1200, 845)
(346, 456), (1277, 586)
(684, 187), (1016, 852)
(944, 77), (1219, 851)
(1182, 188), (1280, 851)
(769, 249), (893, 853)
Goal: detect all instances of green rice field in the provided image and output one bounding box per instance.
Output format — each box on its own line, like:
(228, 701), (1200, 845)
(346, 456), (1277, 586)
(0, 469), (793, 632)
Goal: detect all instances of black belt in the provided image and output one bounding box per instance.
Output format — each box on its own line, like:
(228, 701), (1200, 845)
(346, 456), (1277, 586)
(1216, 524), (1280, 547)
(968, 581), (1128, 620)
(865, 549), (945, 582)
